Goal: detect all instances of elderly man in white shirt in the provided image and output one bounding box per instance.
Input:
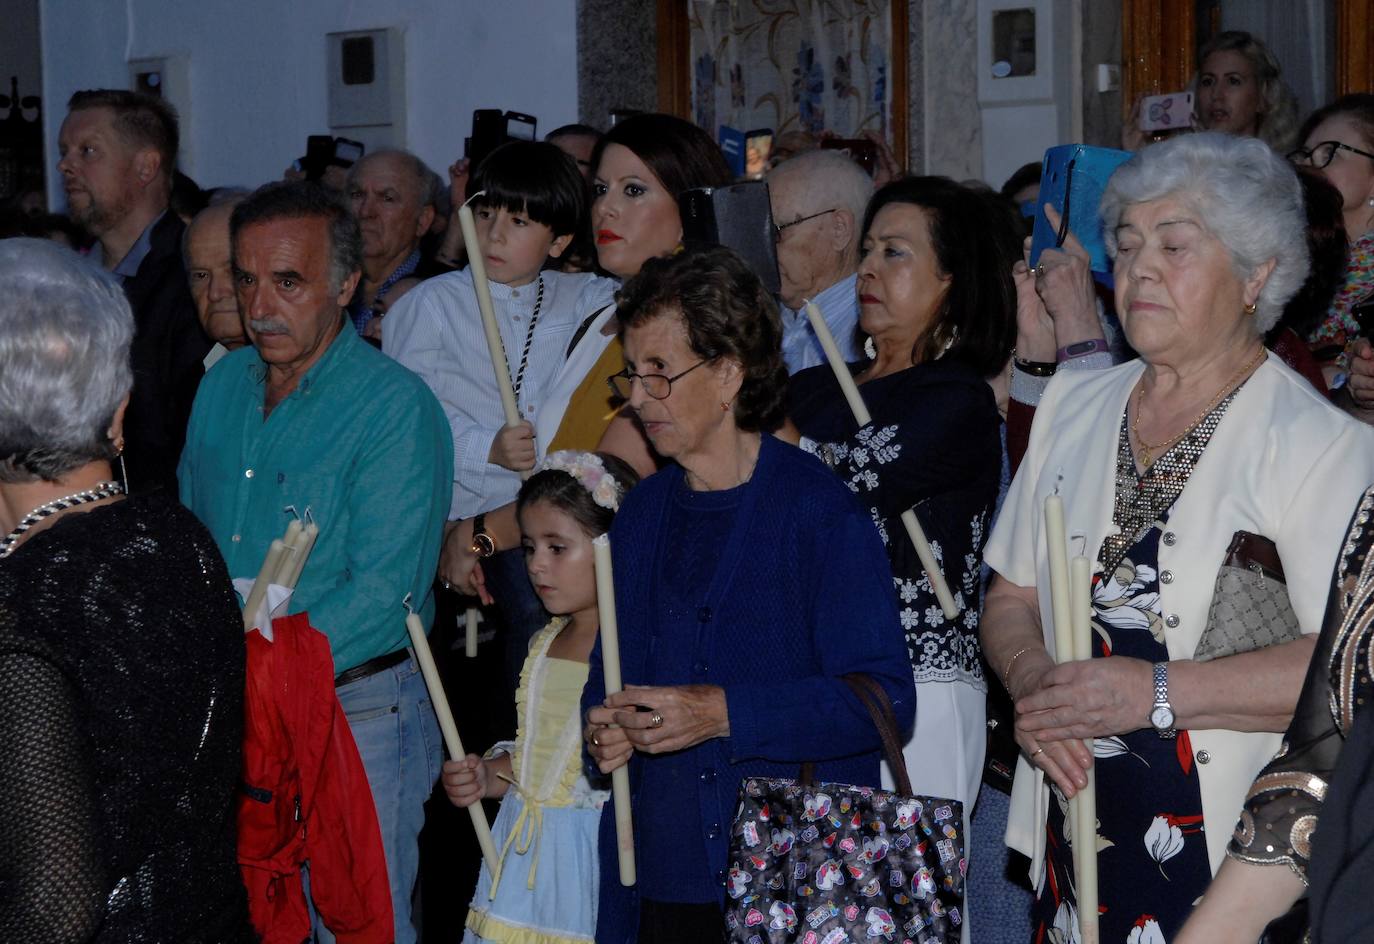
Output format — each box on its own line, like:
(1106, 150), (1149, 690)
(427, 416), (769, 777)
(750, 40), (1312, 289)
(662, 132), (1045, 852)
(767, 149), (874, 373)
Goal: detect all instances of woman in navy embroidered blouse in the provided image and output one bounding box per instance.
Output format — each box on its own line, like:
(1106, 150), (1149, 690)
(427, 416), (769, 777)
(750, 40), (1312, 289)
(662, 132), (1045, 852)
(788, 177), (1018, 834)
(582, 246), (916, 944)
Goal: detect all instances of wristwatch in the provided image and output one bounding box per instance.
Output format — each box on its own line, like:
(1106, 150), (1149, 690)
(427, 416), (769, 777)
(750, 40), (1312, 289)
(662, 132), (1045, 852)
(1150, 661), (1176, 738)
(469, 514), (497, 558)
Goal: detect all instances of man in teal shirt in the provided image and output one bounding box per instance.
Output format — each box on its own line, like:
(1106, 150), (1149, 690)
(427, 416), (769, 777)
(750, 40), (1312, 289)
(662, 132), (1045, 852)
(178, 181), (451, 944)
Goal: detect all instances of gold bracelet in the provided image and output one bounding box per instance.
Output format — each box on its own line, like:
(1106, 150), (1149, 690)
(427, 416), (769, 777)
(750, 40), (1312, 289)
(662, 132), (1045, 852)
(1002, 646), (1033, 688)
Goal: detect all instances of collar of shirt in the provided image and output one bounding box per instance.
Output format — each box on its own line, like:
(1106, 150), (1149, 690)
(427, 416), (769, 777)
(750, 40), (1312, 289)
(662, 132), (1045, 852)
(112, 210), (165, 283)
(780, 271), (861, 374)
(349, 248), (422, 334)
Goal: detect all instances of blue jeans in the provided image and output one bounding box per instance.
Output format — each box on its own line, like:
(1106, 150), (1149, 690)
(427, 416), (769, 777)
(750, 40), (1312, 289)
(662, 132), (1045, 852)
(313, 653), (441, 944)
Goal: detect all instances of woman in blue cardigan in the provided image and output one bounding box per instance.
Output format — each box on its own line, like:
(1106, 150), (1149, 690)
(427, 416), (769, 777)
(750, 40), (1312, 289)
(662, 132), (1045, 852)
(582, 246), (917, 943)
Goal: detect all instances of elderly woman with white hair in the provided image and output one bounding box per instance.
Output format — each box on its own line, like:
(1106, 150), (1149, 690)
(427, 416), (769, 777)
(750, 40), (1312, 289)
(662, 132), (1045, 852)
(979, 133), (1374, 940)
(0, 239), (251, 940)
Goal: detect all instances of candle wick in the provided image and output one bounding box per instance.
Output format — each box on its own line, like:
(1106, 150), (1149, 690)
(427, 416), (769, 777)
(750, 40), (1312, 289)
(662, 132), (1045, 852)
(402, 592), (414, 614)
(462, 190), (488, 209)
(283, 503), (300, 521)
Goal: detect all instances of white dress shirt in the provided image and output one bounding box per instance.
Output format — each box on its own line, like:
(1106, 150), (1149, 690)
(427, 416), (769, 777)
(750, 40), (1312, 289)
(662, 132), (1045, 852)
(383, 267), (617, 519)
(780, 272), (860, 373)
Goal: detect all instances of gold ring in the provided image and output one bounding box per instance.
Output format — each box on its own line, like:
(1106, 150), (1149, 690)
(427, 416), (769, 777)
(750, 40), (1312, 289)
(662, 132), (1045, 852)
(591, 732), (601, 747)
(649, 711), (664, 729)
(1030, 747), (1045, 759)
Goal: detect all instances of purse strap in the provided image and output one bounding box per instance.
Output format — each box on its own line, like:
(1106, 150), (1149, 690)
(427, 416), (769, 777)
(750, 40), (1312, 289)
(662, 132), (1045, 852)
(799, 673), (913, 795)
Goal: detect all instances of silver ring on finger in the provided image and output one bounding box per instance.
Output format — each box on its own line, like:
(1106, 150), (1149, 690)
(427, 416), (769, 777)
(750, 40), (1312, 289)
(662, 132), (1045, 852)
(591, 732), (601, 747)
(649, 711), (664, 729)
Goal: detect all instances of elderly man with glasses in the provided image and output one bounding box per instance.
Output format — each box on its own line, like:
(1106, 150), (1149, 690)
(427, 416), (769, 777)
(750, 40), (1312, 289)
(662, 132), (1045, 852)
(766, 149), (875, 373)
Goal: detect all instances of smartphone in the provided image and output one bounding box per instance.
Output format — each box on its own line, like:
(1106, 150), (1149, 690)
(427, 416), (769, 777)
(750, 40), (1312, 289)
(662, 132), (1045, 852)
(505, 111), (537, 141)
(679, 181), (780, 295)
(1140, 91), (1194, 132)
(744, 128), (773, 178)
(466, 110), (539, 169)
(302, 135), (335, 180)
(821, 137), (879, 177)
(332, 137), (365, 167)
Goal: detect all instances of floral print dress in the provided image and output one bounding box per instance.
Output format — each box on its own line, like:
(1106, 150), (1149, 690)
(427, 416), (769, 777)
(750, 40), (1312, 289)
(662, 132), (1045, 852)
(1031, 397), (1239, 944)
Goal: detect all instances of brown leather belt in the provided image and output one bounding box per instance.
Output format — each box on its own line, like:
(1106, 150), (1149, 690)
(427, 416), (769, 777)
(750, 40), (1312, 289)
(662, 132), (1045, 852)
(333, 648), (411, 688)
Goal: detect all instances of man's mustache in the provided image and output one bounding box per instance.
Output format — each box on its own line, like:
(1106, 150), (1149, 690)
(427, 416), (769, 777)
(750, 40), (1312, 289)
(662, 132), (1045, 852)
(249, 317), (290, 334)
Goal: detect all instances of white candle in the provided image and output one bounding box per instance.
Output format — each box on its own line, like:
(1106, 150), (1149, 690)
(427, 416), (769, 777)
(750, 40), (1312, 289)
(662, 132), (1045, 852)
(1043, 495), (1075, 664)
(803, 300), (958, 619)
(456, 200), (530, 480)
(593, 533), (636, 887)
(276, 521), (319, 590)
(405, 607), (499, 874)
(242, 538), (287, 632)
(465, 606), (480, 659)
(1069, 555), (1099, 943)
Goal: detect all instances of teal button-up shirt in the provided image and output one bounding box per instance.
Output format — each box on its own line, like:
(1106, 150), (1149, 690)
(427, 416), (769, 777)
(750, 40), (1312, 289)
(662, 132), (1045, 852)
(179, 322), (453, 672)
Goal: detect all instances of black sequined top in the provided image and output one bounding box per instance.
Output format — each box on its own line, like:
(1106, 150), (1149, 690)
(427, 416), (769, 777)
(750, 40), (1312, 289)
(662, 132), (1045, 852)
(0, 493), (253, 942)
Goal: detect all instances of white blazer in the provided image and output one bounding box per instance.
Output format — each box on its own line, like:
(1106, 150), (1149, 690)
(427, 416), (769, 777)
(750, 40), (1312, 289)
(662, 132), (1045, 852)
(984, 352), (1374, 883)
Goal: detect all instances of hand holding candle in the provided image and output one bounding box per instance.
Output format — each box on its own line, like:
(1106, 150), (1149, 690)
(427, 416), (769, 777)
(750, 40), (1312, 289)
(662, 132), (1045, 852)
(803, 300), (958, 619)
(593, 533), (636, 887)
(404, 596), (499, 873)
(456, 193), (530, 480)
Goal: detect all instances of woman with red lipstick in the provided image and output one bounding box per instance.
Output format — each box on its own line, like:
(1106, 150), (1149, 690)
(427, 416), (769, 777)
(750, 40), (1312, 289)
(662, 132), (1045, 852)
(786, 175), (1019, 941)
(981, 132), (1374, 941)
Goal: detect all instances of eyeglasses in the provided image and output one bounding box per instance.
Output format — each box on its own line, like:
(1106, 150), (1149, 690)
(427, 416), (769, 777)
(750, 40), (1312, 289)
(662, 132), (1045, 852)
(772, 208), (837, 244)
(1288, 140), (1374, 169)
(607, 359), (713, 401)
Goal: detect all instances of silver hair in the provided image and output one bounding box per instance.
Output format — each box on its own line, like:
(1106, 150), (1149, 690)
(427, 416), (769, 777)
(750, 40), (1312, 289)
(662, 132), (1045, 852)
(347, 148), (440, 208)
(768, 149), (875, 228)
(1099, 131), (1309, 333)
(0, 238), (134, 482)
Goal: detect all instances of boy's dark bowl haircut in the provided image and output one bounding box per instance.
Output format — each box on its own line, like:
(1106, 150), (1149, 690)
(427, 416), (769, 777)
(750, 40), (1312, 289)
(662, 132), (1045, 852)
(468, 140), (586, 239)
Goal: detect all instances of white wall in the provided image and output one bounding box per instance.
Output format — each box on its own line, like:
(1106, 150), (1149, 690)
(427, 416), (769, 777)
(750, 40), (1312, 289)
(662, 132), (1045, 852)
(41, 0), (579, 204)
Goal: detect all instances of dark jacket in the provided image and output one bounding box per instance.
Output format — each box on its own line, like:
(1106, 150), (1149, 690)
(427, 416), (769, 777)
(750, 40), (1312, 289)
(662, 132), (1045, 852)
(123, 210), (211, 495)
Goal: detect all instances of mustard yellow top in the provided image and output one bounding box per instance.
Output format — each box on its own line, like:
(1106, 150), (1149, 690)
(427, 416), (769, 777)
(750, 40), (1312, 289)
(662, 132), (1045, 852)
(545, 337), (623, 454)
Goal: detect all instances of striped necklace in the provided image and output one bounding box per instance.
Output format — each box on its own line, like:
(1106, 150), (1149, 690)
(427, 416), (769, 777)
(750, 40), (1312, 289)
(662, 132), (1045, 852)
(0, 481), (124, 559)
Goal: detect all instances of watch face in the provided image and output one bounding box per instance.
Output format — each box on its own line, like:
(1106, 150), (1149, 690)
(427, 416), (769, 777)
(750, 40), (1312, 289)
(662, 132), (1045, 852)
(1150, 705), (1175, 730)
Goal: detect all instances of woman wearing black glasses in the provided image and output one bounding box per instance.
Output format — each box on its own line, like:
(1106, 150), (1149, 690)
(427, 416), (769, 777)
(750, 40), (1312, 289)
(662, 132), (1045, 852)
(1290, 94), (1374, 360)
(583, 246), (917, 944)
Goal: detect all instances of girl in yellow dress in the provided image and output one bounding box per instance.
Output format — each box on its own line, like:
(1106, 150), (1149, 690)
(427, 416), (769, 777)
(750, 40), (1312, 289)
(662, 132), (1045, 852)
(442, 451), (639, 943)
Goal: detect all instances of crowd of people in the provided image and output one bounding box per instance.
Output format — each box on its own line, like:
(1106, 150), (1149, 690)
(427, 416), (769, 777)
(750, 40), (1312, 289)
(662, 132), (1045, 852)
(3, 26), (1374, 944)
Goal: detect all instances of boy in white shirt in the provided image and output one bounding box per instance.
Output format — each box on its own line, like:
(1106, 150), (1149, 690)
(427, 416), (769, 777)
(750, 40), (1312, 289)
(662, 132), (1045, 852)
(384, 141), (617, 684)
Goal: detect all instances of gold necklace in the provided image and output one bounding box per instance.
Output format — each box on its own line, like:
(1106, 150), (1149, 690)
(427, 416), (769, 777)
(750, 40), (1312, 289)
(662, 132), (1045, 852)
(1131, 346), (1266, 469)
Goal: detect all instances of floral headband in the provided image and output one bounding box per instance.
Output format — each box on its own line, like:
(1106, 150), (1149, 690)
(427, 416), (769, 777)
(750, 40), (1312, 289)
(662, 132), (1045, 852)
(537, 450), (624, 511)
